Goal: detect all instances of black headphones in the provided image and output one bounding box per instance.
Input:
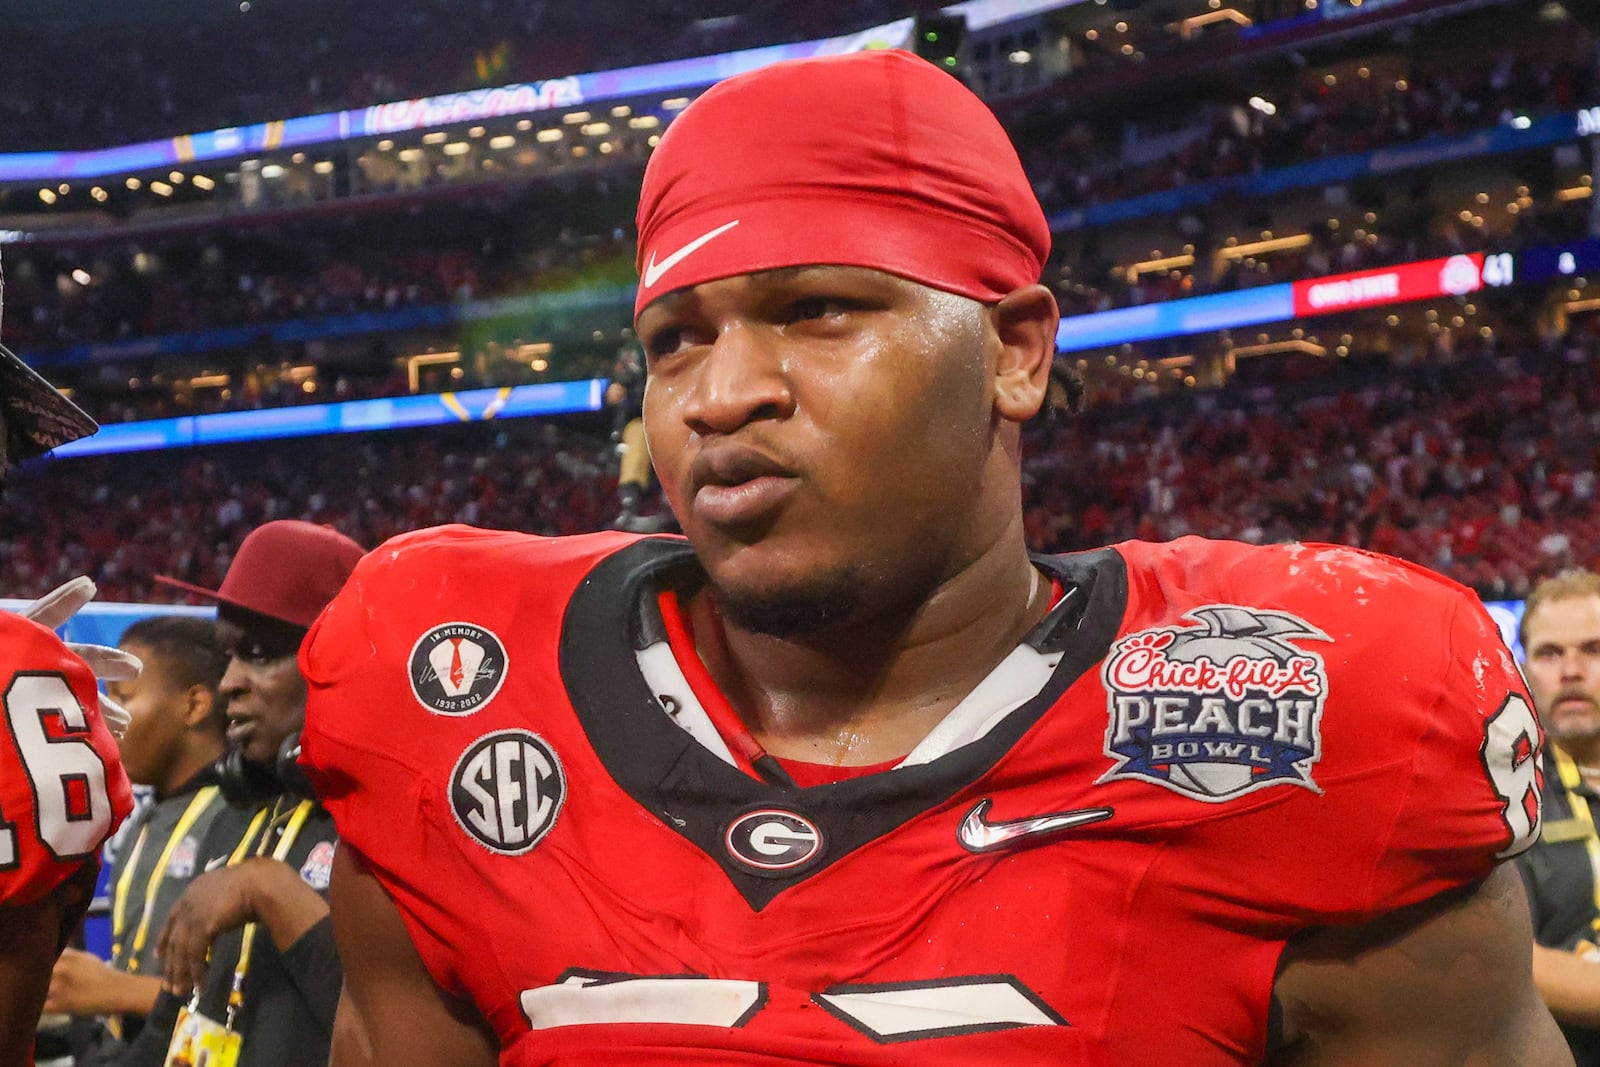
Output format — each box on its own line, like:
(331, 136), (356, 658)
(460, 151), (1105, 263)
(214, 731), (317, 807)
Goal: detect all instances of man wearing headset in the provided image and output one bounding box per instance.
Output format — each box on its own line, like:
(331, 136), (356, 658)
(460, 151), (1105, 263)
(113, 520), (362, 1067)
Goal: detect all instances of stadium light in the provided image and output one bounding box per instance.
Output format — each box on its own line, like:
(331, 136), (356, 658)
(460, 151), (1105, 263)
(1127, 253), (1195, 278)
(1248, 96), (1277, 116)
(1217, 233), (1310, 259)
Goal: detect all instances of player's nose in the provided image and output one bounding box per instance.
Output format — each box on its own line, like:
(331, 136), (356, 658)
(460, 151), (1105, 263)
(681, 325), (796, 438)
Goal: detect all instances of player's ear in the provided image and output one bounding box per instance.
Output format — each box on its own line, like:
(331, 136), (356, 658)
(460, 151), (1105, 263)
(989, 284), (1059, 424)
(182, 683), (216, 731)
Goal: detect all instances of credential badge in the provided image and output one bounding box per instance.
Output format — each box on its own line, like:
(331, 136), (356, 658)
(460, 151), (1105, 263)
(409, 621), (509, 715)
(1099, 605), (1330, 802)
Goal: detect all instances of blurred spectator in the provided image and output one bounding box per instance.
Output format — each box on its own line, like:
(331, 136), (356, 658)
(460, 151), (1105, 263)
(46, 617), (231, 1065)
(1516, 570), (1600, 1065)
(604, 340), (669, 533)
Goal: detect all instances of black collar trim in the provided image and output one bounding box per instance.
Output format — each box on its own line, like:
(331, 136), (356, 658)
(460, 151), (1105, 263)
(558, 538), (1130, 909)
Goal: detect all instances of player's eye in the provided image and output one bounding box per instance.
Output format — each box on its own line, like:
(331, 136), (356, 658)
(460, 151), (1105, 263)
(644, 326), (687, 363)
(785, 296), (856, 323)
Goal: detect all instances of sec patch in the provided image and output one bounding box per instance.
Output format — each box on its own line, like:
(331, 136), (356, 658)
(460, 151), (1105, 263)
(450, 730), (565, 856)
(409, 622), (509, 715)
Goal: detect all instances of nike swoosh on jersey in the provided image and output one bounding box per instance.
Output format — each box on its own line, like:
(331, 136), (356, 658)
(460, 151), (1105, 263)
(642, 219), (741, 289)
(957, 797), (1113, 853)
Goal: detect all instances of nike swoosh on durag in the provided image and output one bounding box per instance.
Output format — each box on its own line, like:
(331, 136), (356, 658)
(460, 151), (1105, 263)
(957, 797), (1114, 853)
(642, 219), (741, 289)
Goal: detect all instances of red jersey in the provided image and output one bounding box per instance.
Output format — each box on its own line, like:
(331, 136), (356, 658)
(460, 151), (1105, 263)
(0, 612), (134, 907)
(301, 527), (1540, 1066)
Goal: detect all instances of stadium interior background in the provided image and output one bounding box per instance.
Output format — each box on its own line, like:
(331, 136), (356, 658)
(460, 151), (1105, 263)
(3, 0), (1595, 747)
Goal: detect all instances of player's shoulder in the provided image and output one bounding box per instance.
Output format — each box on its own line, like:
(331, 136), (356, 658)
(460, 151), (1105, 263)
(1088, 537), (1532, 906)
(1099, 536), (1518, 744)
(1114, 536), (1469, 600)
(351, 524), (649, 584)
(1111, 536), (1480, 637)
(0, 610), (86, 670)
(305, 526), (683, 704)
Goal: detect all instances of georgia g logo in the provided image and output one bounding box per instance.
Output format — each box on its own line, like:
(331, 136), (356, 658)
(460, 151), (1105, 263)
(724, 809), (824, 875)
(409, 622), (508, 715)
(1098, 605), (1331, 802)
(450, 730), (565, 856)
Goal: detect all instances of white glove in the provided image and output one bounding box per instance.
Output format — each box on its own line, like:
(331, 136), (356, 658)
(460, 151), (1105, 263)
(20, 576), (141, 737)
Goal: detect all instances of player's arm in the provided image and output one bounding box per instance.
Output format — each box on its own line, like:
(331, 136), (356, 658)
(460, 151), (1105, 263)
(1531, 942), (1600, 1028)
(157, 856), (332, 996)
(0, 892), (69, 1066)
(46, 947), (163, 1016)
(328, 845), (498, 1067)
(1269, 864), (1572, 1066)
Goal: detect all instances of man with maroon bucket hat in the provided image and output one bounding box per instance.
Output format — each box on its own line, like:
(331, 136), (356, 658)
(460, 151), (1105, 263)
(302, 50), (1566, 1066)
(113, 520), (362, 1067)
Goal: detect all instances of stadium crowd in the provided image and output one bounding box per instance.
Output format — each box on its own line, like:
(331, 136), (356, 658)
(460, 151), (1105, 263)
(9, 26), (1596, 378)
(0, 0), (923, 152)
(4, 180), (639, 352)
(10, 176), (1591, 425)
(1025, 21), (1599, 217)
(5, 320), (1596, 605)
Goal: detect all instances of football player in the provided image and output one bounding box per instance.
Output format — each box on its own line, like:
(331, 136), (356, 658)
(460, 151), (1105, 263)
(302, 50), (1570, 1066)
(0, 342), (137, 1066)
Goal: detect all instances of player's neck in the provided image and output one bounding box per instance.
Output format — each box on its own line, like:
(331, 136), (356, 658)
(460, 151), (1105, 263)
(691, 529), (1050, 766)
(1559, 735), (1600, 780)
(155, 740), (225, 800)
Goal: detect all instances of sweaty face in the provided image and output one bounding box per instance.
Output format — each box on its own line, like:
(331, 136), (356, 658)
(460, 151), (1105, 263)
(638, 266), (1003, 636)
(105, 641), (187, 789)
(1523, 595), (1600, 746)
(217, 620), (308, 765)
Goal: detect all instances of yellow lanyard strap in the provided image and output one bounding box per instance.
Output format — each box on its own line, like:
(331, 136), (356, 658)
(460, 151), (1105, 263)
(1549, 746), (1600, 932)
(113, 786), (223, 973)
(110, 822), (152, 965)
(227, 800), (314, 1024)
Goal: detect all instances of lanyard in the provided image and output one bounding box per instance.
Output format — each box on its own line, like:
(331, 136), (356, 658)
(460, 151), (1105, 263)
(1550, 746), (1600, 933)
(111, 786), (222, 973)
(223, 798), (314, 1029)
